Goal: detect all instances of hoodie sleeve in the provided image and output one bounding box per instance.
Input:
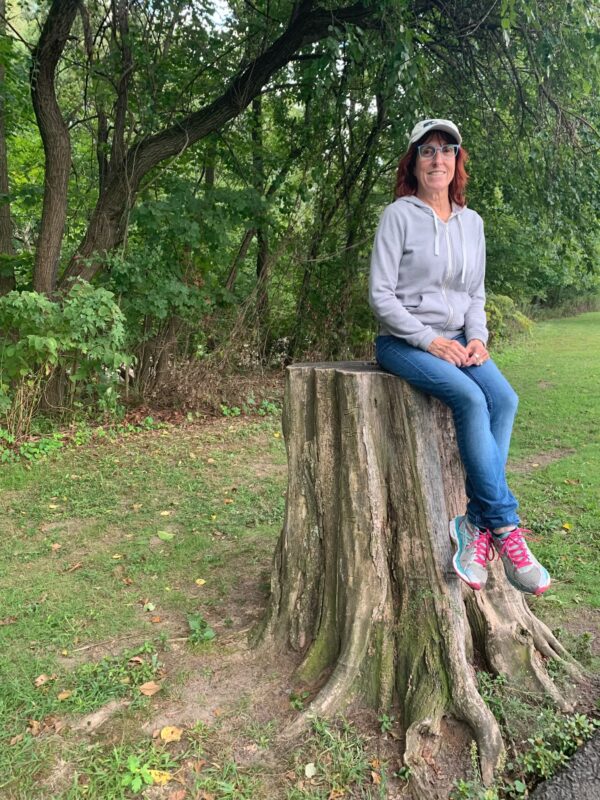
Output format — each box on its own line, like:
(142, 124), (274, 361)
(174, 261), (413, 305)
(368, 204), (438, 351)
(463, 216), (489, 345)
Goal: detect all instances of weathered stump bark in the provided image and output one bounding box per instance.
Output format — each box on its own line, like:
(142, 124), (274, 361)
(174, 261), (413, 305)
(258, 362), (583, 797)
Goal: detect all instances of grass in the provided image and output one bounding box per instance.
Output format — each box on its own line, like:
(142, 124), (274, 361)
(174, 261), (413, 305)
(0, 415), (288, 798)
(0, 314), (599, 798)
(495, 312), (600, 611)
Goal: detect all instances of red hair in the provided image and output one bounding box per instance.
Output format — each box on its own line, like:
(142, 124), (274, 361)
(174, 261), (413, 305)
(394, 131), (469, 206)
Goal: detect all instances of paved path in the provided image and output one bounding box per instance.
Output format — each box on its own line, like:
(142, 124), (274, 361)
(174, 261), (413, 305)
(531, 730), (600, 799)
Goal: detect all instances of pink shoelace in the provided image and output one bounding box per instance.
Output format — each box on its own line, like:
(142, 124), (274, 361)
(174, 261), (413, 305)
(468, 529), (494, 567)
(495, 527), (536, 569)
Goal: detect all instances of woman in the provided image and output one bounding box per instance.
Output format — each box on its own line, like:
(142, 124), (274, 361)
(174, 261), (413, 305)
(369, 118), (550, 595)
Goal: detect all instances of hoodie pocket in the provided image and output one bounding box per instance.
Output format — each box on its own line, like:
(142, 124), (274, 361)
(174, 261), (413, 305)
(408, 293), (446, 326)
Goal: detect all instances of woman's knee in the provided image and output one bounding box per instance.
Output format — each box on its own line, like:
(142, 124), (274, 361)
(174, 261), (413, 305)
(494, 384), (519, 418)
(450, 385), (489, 418)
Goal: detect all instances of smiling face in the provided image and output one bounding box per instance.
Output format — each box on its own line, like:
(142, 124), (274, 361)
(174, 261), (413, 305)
(413, 132), (456, 198)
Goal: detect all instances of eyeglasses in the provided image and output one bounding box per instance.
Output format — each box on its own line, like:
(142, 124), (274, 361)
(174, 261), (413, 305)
(417, 144), (460, 159)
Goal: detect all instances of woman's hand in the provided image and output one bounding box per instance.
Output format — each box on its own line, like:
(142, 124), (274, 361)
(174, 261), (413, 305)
(427, 337), (469, 366)
(465, 339), (489, 367)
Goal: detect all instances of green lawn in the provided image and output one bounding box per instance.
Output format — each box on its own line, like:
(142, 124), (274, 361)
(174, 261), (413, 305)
(0, 313), (598, 799)
(496, 312), (600, 610)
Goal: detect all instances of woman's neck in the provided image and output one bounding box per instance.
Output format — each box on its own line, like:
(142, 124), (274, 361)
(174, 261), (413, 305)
(416, 190), (452, 222)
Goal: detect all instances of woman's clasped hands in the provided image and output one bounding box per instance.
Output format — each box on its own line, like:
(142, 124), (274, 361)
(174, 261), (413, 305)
(427, 337), (489, 367)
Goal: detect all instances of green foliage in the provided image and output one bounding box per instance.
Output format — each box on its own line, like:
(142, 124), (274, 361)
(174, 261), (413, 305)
(378, 712), (395, 734)
(187, 613), (216, 644)
(289, 690), (310, 711)
(0, 284), (130, 434)
(120, 755), (154, 794)
(485, 294), (533, 347)
(458, 671), (600, 798)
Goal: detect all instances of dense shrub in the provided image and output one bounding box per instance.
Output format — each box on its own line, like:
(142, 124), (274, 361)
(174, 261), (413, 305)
(0, 283), (129, 437)
(485, 293), (533, 347)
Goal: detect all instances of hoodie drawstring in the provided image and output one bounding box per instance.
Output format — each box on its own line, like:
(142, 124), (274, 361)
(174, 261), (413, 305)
(432, 213), (440, 256)
(427, 201), (467, 284)
(457, 215), (467, 284)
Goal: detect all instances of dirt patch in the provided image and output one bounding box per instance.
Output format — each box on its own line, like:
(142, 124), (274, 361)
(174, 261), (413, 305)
(508, 448), (576, 474)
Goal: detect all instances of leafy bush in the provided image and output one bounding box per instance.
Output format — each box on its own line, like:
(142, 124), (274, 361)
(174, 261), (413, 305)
(485, 293), (533, 347)
(0, 283), (130, 437)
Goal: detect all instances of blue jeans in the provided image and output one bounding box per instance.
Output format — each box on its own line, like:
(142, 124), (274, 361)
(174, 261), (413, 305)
(376, 334), (519, 530)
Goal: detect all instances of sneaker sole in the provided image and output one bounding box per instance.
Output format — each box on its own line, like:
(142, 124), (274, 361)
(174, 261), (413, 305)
(449, 519), (482, 591)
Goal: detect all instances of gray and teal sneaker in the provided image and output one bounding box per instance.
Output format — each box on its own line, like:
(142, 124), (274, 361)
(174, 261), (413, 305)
(449, 515), (493, 590)
(492, 528), (551, 596)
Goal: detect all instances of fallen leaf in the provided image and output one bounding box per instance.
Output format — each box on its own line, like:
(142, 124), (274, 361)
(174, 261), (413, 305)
(150, 616), (162, 623)
(195, 579), (206, 586)
(112, 553), (124, 560)
(212, 708), (223, 717)
(160, 725), (183, 743)
(34, 673), (56, 688)
(562, 522), (572, 531)
(57, 690), (72, 701)
(51, 543), (61, 551)
(159, 510), (172, 517)
(273, 432), (281, 438)
(148, 769), (172, 785)
(564, 478), (580, 485)
(132, 503), (143, 510)
(10, 733), (24, 745)
(223, 498), (233, 505)
(207, 458), (216, 464)
(61, 649), (69, 656)
(139, 681), (161, 696)
(157, 530), (175, 541)
(168, 789), (187, 800)
(144, 602), (156, 612)
(48, 503), (59, 509)
(370, 759), (381, 769)
(328, 790), (346, 799)
(122, 576), (133, 585)
(210, 514), (217, 520)
(371, 770), (381, 785)
(304, 762), (317, 778)
(28, 720), (42, 736)
(531, 462), (540, 468)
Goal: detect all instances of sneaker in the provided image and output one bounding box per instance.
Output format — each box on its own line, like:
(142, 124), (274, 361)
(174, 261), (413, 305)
(449, 516), (493, 590)
(492, 528), (551, 596)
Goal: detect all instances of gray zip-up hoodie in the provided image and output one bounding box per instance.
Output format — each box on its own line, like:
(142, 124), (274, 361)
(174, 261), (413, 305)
(369, 195), (489, 350)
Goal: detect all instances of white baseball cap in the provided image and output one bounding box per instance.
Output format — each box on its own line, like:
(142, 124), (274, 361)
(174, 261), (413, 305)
(408, 118), (462, 147)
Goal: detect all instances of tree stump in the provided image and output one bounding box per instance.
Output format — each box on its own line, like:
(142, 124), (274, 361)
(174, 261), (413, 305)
(258, 362), (582, 796)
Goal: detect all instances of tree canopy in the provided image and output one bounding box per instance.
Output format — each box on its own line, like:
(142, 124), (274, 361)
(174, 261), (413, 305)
(0, 0), (599, 382)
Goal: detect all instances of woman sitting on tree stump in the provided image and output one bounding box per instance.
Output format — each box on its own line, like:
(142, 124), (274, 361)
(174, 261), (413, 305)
(369, 118), (550, 596)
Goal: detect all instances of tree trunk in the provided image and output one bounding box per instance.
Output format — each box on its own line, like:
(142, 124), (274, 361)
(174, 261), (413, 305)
(258, 362), (582, 798)
(0, 0), (16, 294)
(30, 0), (80, 295)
